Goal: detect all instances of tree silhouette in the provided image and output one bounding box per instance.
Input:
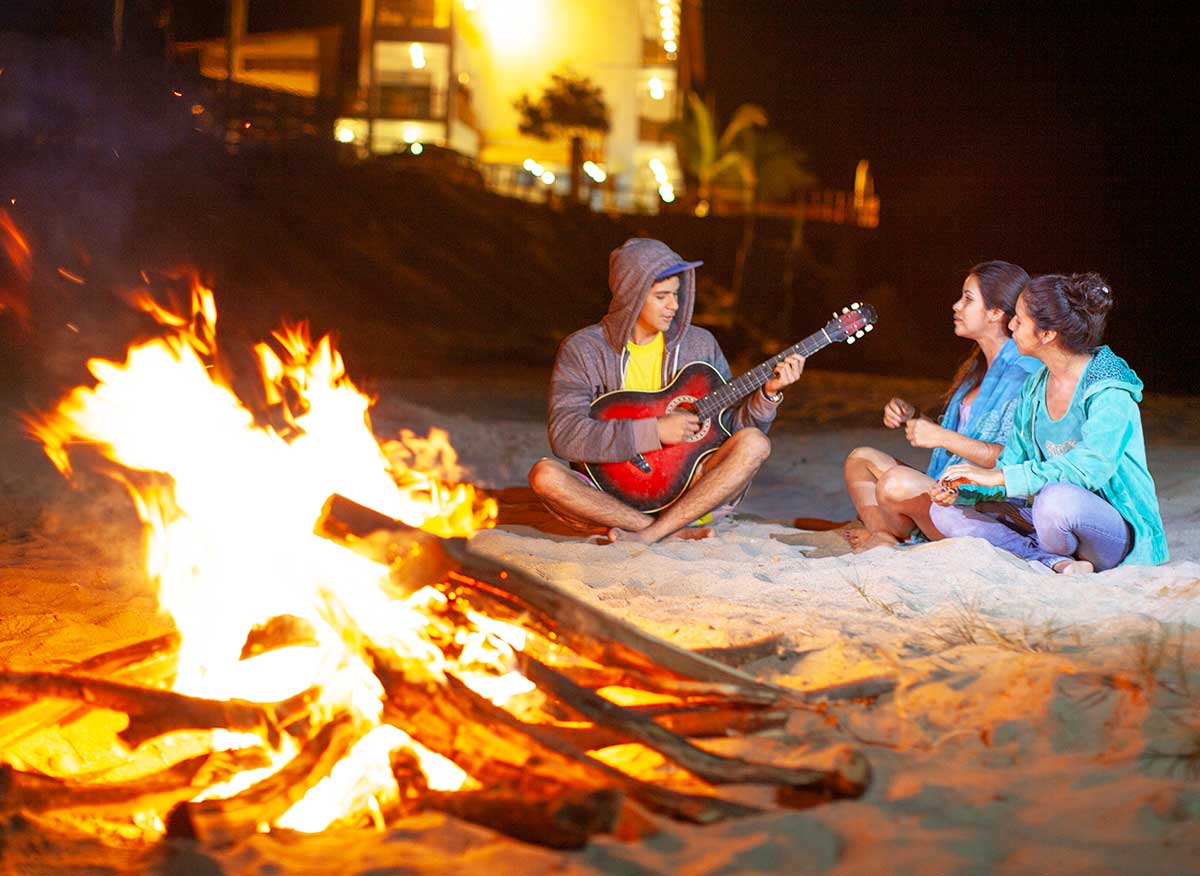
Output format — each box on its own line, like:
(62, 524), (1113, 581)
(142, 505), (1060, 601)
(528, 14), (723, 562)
(513, 70), (610, 203)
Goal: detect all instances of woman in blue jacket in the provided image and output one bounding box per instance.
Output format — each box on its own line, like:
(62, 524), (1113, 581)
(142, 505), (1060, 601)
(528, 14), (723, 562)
(843, 261), (1040, 551)
(931, 272), (1168, 573)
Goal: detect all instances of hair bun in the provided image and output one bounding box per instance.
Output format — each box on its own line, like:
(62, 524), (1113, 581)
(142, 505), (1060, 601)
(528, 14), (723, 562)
(1066, 272), (1115, 315)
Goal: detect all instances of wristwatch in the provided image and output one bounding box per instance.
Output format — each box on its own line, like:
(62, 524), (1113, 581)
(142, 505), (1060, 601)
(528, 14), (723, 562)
(761, 386), (784, 403)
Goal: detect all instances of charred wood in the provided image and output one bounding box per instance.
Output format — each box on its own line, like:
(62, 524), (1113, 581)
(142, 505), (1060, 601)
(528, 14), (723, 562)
(517, 654), (869, 799)
(166, 712), (364, 846)
(0, 671), (290, 749)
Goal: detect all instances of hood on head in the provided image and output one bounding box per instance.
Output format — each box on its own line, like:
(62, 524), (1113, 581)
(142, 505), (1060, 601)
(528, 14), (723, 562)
(601, 238), (698, 351)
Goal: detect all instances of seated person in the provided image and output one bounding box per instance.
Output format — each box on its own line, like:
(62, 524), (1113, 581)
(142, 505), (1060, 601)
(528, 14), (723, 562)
(843, 261), (1040, 550)
(930, 272), (1168, 573)
(529, 237), (804, 544)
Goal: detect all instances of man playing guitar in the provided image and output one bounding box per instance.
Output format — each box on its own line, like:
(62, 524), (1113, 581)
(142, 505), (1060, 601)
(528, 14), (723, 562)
(528, 237), (804, 544)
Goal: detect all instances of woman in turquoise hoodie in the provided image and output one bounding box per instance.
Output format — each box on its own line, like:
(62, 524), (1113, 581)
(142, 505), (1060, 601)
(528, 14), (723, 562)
(930, 272), (1168, 573)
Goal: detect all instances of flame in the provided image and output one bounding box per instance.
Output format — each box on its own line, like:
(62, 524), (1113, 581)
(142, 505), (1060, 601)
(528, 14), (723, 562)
(26, 276), (519, 831)
(0, 208), (33, 327)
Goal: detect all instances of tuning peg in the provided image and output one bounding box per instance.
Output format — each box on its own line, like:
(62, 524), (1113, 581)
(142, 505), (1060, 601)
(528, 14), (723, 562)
(846, 336), (856, 344)
(842, 307), (849, 314)
(852, 302), (860, 309)
(855, 330), (863, 338)
(865, 324), (874, 332)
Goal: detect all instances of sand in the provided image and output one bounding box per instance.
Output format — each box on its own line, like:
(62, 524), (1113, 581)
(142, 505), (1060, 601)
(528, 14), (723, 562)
(1, 367), (1198, 874)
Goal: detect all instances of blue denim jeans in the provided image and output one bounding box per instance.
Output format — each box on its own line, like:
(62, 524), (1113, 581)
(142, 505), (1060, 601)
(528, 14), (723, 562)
(929, 482), (1133, 571)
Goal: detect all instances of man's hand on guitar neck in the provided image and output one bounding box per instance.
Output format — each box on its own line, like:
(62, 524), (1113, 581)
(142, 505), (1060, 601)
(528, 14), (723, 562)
(658, 411), (701, 445)
(763, 353), (806, 397)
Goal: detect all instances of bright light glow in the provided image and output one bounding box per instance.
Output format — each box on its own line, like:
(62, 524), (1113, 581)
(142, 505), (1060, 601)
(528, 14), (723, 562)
(659, 6), (673, 20)
(409, 43), (426, 69)
(478, 0), (544, 52)
(664, 39), (677, 53)
(403, 125), (421, 143)
(457, 71), (470, 85)
(582, 161), (607, 183)
(649, 157), (668, 183)
(659, 183), (676, 203)
(662, 28), (676, 40)
(540, 171), (556, 185)
(523, 159), (544, 176)
(648, 77), (666, 101)
(410, 142), (424, 155)
(335, 127), (356, 144)
(464, 0), (479, 9)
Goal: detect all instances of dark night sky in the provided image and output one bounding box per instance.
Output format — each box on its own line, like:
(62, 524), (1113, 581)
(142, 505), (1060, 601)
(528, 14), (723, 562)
(2, 1), (1196, 387)
(703, 1), (1198, 388)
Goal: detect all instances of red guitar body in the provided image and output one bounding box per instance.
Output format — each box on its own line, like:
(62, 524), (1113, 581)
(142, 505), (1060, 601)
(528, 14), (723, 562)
(577, 362), (730, 513)
(574, 302), (878, 514)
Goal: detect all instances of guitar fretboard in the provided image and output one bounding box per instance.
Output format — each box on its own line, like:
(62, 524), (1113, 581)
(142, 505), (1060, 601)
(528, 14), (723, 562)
(694, 328), (837, 420)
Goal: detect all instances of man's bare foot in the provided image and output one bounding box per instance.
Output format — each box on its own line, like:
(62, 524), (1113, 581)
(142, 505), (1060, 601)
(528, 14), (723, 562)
(1053, 559), (1094, 574)
(852, 531), (901, 553)
(605, 526), (714, 545)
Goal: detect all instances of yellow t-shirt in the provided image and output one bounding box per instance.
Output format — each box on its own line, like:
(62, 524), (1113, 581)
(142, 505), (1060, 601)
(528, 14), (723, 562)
(624, 332), (664, 391)
(623, 333), (712, 526)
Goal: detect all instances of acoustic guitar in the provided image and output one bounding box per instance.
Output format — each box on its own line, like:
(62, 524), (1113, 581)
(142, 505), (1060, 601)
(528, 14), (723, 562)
(577, 303), (878, 512)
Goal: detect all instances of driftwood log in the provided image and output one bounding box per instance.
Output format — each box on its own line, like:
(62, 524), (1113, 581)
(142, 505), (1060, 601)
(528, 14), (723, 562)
(315, 494), (895, 708)
(320, 495), (871, 816)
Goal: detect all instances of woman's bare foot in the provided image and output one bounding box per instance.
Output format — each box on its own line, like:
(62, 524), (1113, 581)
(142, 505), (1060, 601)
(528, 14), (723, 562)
(841, 525), (871, 548)
(1053, 559), (1094, 574)
(852, 531), (901, 553)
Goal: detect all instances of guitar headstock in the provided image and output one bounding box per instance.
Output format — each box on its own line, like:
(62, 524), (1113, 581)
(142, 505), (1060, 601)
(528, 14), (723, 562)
(825, 302), (878, 344)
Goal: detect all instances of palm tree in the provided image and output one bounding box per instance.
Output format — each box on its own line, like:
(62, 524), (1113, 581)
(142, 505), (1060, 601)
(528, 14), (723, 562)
(513, 71), (610, 203)
(669, 92), (765, 217)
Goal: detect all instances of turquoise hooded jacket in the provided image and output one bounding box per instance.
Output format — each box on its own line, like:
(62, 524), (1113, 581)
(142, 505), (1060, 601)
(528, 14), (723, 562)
(960, 346), (1168, 566)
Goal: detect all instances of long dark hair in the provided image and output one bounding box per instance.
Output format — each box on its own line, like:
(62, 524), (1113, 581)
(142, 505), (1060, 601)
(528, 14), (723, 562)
(1021, 272), (1116, 353)
(944, 260), (1030, 405)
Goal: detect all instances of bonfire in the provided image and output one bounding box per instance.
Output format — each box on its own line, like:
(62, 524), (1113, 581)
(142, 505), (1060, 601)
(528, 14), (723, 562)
(0, 272), (873, 854)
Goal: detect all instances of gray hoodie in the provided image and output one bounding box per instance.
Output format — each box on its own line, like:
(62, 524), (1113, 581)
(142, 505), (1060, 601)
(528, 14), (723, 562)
(547, 238), (779, 464)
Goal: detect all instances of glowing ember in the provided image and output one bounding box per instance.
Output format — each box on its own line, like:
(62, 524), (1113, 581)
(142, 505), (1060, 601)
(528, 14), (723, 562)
(25, 275), (520, 832)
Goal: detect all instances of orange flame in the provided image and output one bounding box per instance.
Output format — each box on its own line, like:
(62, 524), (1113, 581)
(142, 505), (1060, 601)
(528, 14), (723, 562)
(0, 208), (33, 327)
(27, 276), (515, 831)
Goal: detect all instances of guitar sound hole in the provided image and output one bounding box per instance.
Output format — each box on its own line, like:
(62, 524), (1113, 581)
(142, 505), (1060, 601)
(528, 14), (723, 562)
(665, 395), (711, 442)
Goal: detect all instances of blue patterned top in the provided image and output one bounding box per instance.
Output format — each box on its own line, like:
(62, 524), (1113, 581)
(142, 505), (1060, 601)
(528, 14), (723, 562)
(926, 338), (1043, 480)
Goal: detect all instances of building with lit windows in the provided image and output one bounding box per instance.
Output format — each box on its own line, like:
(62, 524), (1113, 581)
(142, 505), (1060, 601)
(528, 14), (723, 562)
(176, 0), (703, 211)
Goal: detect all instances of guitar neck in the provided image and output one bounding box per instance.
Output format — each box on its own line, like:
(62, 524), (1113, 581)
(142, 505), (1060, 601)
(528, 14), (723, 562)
(695, 329), (836, 420)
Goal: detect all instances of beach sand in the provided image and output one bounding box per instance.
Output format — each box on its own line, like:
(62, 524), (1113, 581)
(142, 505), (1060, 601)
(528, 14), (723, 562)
(1, 367), (1198, 874)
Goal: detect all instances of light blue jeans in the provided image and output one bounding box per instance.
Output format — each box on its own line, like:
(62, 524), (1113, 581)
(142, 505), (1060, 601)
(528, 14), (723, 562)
(929, 482), (1133, 571)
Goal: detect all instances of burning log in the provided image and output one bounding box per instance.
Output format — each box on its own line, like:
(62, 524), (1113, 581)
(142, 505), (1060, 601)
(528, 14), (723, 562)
(0, 750), (269, 818)
(325, 491), (873, 821)
(319, 496), (788, 694)
(542, 704), (791, 751)
(317, 495), (896, 707)
(0, 633), (180, 750)
(0, 671), (304, 749)
(373, 657), (762, 825)
(166, 712), (365, 846)
(419, 787), (625, 850)
(516, 653), (869, 799)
